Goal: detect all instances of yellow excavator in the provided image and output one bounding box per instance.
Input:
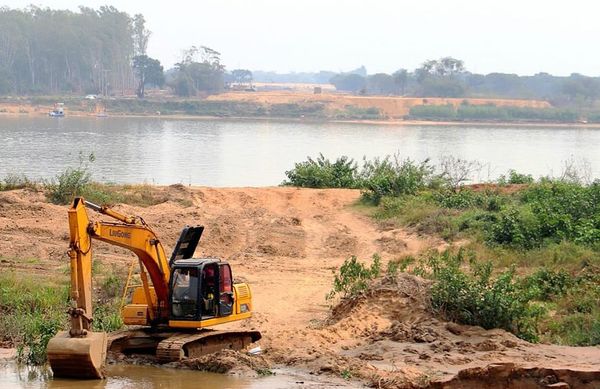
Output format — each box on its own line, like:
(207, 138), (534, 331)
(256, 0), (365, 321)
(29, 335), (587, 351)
(46, 198), (260, 379)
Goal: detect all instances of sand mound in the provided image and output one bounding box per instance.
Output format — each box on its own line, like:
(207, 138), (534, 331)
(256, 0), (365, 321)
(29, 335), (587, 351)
(175, 349), (270, 377)
(265, 273), (600, 388)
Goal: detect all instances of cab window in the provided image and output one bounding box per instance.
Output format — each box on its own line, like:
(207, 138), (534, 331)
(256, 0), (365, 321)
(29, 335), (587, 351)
(171, 268), (198, 319)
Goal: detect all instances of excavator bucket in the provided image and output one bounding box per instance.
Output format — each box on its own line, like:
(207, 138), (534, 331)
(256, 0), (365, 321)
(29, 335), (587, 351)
(47, 331), (107, 379)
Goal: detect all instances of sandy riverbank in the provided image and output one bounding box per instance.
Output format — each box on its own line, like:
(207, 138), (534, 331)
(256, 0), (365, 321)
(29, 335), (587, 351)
(1, 186), (600, 387)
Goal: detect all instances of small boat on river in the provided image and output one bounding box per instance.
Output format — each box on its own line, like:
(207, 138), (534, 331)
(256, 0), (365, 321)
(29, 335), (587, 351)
(49, 103), (65, 117)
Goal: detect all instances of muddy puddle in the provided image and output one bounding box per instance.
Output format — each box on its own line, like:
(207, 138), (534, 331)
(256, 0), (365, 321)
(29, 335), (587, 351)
(0, 360), (359, 389)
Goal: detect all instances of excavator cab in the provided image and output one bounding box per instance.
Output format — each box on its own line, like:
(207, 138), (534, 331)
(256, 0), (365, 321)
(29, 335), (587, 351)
(169, 259), (234, 321)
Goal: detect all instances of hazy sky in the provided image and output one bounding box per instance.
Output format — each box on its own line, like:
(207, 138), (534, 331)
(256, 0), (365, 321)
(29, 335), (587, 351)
(3, 0), (599, 76)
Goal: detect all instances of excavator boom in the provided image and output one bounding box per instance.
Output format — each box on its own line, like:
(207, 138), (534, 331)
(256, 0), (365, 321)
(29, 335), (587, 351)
(48, 198), (171, 378)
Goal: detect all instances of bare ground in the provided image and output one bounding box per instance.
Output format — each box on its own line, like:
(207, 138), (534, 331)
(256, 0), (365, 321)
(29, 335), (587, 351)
(0, 186), (599, 388)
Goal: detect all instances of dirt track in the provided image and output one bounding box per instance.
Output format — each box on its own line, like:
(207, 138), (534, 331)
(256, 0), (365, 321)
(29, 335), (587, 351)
(1, 186), (599, 388)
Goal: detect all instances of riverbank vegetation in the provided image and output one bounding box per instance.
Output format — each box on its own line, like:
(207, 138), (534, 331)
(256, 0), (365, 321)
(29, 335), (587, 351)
(0, 95), (386, 120)
(0, 154), (186, 207)
(408, 104), (582, 123)
(0, 263), (124, 364)
(288, 153), (600, 346)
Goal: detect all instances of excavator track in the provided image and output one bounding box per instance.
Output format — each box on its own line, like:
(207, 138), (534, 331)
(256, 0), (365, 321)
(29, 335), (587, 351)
(156, 330), (261, 363)
(107, 328), (261, 363)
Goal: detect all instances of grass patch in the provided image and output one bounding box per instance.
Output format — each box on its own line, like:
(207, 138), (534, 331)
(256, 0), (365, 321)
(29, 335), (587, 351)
(408, 104), (580, 123)
(27, 151), (178, 207)
(82, 183), (170, 207)
(0, 263), (125, 364)
(0, 173), (38, 191)
(0, 272), (69, 364)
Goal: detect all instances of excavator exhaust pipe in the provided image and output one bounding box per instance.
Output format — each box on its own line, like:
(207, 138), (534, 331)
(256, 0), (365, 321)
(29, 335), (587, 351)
(47, 331), (107, 379)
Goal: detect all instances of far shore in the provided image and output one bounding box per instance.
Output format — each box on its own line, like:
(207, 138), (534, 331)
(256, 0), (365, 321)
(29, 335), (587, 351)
(2, 109), (600, 129)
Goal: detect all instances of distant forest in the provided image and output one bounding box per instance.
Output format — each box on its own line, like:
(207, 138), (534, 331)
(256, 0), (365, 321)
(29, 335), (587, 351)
(1, 6), (599, 107)
(257, 63), (600, 107)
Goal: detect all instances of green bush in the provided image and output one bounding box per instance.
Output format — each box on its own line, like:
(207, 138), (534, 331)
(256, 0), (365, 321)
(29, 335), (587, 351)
(548, 313), (600, 346)
(46, 153), (95, 205)
(498, 170), (534, 185)
(408, 249), (600, 344)
(327, 254), (381, 300)
(283, 153), (435, 204)
(417, 250), (544, 341)
(92, 302), (123, 332)
(20, 316), (63, 365)
(487, 206), (542, 249)
(408, 104), (456, 120)
(360, 157), (433, 204)
(283, 153), (359, 188)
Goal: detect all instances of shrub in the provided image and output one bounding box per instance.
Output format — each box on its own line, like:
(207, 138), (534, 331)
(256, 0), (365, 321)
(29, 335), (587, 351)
(283, 153), (359, 188)
(548, 313), (600, 346)
(327, 254), (381, 300)
(422, 250), (543, 341)
(92, 302), (123, 332)
(0, 173), (36, 191)
(46, 153), (95, 204)
(409, 104), (456, 120)
(487, 206), (542, 249)
(360, 156), (433, 204)
(498, 170), (534, 185)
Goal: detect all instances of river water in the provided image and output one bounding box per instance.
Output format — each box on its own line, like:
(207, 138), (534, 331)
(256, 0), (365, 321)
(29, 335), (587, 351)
(0, 361), (249, 389)
(0, 360), (340, 389)
(1, 116), (599, 186)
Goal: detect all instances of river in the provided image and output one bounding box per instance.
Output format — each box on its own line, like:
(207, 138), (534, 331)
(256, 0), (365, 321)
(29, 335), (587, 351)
(1, 116), (599, 186)
(0, 360), (347, 389)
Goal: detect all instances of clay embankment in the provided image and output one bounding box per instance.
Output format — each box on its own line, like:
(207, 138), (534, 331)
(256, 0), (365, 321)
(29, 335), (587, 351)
(1, 186), (599, 388)
(0, 91), (552, 123)
(207, 91), (551, 119)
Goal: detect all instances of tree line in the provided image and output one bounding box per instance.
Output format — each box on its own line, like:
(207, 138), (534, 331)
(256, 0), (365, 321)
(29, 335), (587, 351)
(0, 6), (252, 98)
(327, 58), (600, 106)
(2, 6), (600, 106)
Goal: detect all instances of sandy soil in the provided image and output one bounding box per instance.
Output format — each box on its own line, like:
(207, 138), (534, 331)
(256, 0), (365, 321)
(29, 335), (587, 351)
(1, 186), (599, 388)
(0, 92), (568, 127)
(207, 91), (551, 118)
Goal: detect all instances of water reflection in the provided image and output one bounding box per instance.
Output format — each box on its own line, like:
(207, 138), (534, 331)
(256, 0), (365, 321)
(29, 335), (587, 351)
(1, 116), (599, 186)
(1, 362), (249, 389)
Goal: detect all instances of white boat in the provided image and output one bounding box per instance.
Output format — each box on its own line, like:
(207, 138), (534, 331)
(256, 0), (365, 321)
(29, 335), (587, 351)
(49, 103), (65, 117)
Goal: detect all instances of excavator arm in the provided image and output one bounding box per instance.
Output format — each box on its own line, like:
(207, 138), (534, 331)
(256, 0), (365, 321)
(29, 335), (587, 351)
(47, 197), (258, 379)
(48, 197), (171, 378)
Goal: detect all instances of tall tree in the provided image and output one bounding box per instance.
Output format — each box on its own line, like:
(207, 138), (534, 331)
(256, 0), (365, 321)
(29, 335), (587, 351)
(392, 69), (408, 95)
(0, 6), (138, 95)
(415, 57), (467, 97)
(171, 45), (225, 96)
(132, 55), (164, 98)
(231, 69), (253, 85)
(132, 13), (150, 56)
